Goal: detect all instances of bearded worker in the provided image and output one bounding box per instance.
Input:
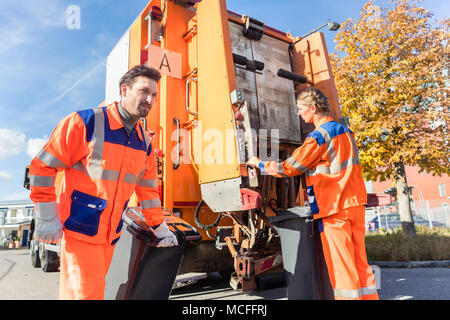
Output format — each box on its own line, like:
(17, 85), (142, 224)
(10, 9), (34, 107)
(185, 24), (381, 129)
(29, 65), (178, 300)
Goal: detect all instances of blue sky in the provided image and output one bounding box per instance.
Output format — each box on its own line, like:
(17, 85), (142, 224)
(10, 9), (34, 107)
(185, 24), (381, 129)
(0, 0), (448, 202)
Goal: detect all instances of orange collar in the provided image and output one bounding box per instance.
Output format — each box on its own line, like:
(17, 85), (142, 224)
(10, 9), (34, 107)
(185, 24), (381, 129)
(106, 102), (144, 141)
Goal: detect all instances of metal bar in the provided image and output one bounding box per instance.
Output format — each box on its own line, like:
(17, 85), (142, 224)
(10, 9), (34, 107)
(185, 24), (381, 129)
(186, 77), (198, 116)
(173, 118), (181, 169)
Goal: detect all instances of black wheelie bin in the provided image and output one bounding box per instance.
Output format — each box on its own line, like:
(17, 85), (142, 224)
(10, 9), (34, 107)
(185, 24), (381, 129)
(104, 207), (201, 300)
(269, 206), (334, 300)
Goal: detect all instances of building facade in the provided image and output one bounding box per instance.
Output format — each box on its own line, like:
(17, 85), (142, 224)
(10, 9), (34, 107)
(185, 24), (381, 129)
(371, 166), (450, 227)
(0, 200), (34, 248)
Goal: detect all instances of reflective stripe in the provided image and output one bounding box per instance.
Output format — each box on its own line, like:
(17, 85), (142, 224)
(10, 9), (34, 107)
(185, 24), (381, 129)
(309, 157), (360, 177)
(138, 178), (158, 188)
(311, 127), (360, 176)
(36, 149), (69, 169)
(286, 156), (308, 173)
(336, 156), (360, 172)
(124, 173), (137, 184)
(361, 286), (378, 296)
(308, 165), (331, 177)
(134, 167), (146, 185)
(71, 108), (121, 181)
(335, 286), (377, 299)
(141, 198), (161, 209)
(334, 288), (362, 299)
(30, 175), (56, 187)
(276, 163), (288, 177)
(349, 133), (360, 163)
(91, 107), (105, 167)
(123, 171), (153, 186)
(72, 161), (120, 181)
(316, 127), (337, 167)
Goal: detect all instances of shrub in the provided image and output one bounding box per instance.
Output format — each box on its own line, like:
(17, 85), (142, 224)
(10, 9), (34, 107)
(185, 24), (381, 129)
(365, 226), (450, 261)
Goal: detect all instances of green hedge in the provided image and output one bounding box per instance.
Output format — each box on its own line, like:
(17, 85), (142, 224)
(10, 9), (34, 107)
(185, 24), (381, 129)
(365, 226), (450, 261)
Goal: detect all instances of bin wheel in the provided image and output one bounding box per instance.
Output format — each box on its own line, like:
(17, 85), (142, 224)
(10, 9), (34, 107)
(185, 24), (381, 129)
(30, 240), (41, 268)
(40, 249), (60, 272)
(219, 270), (233, 281)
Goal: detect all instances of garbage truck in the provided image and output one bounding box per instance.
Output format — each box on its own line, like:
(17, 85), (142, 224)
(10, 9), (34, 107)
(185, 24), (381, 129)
(25, 0), (391, 292)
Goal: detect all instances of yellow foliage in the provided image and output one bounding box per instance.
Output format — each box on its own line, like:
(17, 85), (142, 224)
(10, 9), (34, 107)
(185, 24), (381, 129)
(330, 0), (450, 182)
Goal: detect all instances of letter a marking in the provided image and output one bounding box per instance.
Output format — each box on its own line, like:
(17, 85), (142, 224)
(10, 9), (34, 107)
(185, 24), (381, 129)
(159, 53), (171, 72)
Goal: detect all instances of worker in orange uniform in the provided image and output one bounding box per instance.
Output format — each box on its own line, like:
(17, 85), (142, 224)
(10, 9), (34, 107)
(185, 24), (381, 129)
(247, 88), (379, 300)
(29, 65), (178, 300)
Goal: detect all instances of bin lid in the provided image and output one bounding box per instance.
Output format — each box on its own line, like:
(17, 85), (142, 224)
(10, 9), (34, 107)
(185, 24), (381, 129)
(268, 206), (312, 224)
(123, 207), (202, 244)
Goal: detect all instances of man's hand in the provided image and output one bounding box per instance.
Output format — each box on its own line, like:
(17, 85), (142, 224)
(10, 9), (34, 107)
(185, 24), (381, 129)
(246, 156), (261, 168)
(152, 221), (178, 247)
(34, 202), (63, 243)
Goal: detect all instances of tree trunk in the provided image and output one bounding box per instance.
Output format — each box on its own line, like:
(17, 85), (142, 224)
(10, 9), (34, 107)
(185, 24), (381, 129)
(394, 162), (416, 237)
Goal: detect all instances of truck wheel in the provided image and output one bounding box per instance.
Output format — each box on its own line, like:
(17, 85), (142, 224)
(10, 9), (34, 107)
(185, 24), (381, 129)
(30, 240), (41, 268)
(40, 249), (60, 272)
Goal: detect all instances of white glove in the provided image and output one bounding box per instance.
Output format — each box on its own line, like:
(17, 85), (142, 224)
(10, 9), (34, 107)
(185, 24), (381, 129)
(152, 221), (178, 247)
(34, 202), (63, 243)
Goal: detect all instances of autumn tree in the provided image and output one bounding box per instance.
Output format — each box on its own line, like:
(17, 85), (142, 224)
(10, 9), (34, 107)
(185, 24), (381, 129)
(330, 0), (449, 236)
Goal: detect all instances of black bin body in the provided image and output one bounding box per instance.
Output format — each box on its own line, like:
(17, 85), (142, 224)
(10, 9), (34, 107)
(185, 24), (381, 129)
(104, 208), (201, 300)
(269, 207), (334, 300)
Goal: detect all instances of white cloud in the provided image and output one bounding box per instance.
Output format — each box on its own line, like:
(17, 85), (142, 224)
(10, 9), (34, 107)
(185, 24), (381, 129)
(0, 129), (26, 160)
(0, 19), (29, 53)
(27, 137), (48, 159)
(0, 1), (67, 54)
(0, 170), (13, 180)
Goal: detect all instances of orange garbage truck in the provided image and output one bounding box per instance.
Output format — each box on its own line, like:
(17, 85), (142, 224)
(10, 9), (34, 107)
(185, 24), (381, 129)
(25, 0), (390, 291)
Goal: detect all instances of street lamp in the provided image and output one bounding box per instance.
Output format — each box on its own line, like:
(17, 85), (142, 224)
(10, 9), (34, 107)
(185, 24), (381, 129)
(327, 21), (341, 31)
(290, 20), (341, 49)
(301, 21), (341, 38)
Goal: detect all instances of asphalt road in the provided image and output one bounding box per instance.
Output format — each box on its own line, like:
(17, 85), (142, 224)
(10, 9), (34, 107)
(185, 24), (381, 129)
(1, 248), (450, 300)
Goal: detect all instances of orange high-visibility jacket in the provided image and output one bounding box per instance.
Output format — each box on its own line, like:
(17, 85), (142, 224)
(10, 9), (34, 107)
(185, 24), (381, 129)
(260, 116), (367, 219)
(29, 102), (164, 245)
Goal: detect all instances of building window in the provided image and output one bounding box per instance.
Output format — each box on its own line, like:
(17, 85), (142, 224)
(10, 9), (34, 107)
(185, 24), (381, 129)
(438, 183), (446, 197)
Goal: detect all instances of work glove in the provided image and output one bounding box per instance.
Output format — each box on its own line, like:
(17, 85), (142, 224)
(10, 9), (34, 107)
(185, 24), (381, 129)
(34, 202), (63, 243)
(246, 156), (261, 168)
(152, 221), (178, 247)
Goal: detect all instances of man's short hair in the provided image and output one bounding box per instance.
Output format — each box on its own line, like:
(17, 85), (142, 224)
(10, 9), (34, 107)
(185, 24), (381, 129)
(119, 65), (161, 95)
(296, 87), (330, 113)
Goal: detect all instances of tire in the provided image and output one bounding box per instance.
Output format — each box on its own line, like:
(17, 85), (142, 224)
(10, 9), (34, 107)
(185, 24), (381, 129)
(40, 248), (60, 272)
(30, 240), (41, 268)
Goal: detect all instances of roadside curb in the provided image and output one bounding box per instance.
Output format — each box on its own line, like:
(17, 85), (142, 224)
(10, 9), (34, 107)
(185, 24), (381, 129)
(369, 260), (450, 268)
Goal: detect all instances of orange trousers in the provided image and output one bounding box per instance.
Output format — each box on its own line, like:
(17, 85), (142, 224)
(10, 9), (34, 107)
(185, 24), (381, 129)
(59, 235), (116, 300)
(319, 206), (379, 300)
